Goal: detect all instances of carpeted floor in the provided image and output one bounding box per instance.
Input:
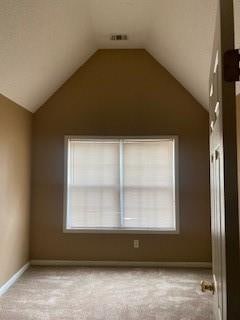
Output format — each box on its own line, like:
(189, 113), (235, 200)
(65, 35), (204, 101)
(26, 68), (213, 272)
(0, 267), (213, 320)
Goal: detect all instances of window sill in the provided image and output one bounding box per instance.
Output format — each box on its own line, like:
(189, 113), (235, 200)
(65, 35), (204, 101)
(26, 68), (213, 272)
(63, 227), (179, 234)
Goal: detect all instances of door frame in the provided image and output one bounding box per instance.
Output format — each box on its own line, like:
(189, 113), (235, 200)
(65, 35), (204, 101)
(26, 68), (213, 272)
(213, 0), (240, 318)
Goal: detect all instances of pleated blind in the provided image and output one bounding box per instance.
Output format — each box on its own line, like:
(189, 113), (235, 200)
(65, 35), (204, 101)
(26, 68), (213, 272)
(65, 138), (177, 231)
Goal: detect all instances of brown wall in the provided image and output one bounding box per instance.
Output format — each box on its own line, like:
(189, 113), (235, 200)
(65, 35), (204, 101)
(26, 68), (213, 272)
(0, 94), (32, 287)
(31, 49), (211, 262)
(236, 94), (240, 226)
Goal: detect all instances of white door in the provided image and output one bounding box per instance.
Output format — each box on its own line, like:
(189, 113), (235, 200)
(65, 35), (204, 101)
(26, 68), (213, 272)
(202, 1), (240, 319)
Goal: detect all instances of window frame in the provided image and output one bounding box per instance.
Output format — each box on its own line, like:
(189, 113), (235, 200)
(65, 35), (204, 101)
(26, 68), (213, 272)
(63, 136), (180, 234)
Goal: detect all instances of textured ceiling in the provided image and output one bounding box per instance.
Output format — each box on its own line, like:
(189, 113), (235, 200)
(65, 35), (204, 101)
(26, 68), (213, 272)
(0, 0), (232, 113)
(0, 0), (96, 112)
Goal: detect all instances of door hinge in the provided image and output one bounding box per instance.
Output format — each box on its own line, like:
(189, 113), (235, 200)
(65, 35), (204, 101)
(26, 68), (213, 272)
(224, 49), (240, 82)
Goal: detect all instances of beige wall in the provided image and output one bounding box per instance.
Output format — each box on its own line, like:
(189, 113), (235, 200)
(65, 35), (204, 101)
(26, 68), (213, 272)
(31, 49), (211, 262)
(0, 94), (32, 287)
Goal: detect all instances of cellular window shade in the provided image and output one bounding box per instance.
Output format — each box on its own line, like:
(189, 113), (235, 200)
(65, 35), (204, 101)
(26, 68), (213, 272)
(67, 140), (120, 228)
(123, 140), (176, 229)
(65, 138), (176, 231)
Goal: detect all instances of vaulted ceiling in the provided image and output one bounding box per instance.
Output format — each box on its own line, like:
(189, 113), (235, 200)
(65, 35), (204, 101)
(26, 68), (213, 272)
(0, 0), (238, 113)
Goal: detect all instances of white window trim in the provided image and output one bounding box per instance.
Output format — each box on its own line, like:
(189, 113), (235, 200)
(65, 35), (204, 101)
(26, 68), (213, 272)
(63, 136), (180, 234)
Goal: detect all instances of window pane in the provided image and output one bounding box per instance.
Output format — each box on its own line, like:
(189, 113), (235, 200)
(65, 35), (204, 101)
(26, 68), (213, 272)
(65, 138), (177, 231)
(123, 140), (176, 229)
(67, 140), (120, 228)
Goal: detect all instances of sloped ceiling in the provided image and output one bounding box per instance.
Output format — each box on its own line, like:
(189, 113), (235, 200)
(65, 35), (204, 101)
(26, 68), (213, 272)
(0, 0), (228, 113)
(0, 0), (96, 112)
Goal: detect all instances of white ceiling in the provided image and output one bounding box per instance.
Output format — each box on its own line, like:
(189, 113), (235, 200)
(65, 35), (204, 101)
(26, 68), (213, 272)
(1, 0), (238, 113)
(0, 0), (96, 112)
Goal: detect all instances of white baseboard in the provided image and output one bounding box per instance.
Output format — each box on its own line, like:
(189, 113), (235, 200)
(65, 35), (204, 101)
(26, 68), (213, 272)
(30, 260), (212, 268)
(0, 262), (30, 296)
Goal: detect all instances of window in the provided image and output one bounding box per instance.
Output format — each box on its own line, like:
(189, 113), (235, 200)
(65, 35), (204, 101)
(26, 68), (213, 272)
(64, 137), (179, 233)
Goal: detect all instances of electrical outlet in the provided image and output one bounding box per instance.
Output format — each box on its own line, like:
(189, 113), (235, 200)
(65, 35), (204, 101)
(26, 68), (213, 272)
(133, 239), (139, 249)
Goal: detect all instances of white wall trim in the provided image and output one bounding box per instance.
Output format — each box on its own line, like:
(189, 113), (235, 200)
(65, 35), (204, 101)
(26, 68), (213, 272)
(0, 262), (30, 296)
(31, 260), (212, 268)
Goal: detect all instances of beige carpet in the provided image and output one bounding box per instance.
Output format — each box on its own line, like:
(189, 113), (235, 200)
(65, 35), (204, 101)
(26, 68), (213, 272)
(0, 266), (213, 320)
